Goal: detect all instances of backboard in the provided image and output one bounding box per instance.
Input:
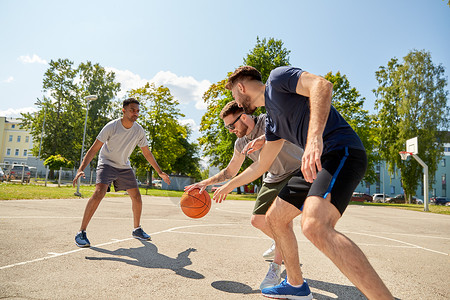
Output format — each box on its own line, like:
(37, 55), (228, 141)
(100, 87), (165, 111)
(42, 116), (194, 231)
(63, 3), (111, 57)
(406, 137), (418, 155)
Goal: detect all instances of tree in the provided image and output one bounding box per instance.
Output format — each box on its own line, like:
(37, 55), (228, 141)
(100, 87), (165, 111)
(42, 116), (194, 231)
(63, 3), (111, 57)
(172, 128), (202, 180)
(374, 50), (449, 201)
(44, 154), (74, 187)
(77, 61), (121, 168)
(128, 83), (190, 182)
(199, 37), (291, 173)
(21, 59), (122, 179)
(324, 71), (379, 184)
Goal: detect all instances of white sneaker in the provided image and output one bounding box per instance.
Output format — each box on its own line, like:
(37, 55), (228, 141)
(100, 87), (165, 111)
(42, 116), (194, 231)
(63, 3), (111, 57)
(262, 241), (276, 259)
(260, 262), (281, 290)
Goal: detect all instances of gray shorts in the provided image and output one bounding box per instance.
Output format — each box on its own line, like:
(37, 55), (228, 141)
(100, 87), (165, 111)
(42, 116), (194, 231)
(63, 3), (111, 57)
(96, 164), (138, 191)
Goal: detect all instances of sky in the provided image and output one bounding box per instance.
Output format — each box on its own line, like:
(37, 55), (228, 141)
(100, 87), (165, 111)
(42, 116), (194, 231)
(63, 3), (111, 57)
(1, 0), (449, 144)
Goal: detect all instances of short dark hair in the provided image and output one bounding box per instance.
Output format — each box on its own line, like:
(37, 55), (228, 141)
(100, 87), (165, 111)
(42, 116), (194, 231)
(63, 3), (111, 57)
(123, 97), (140, 108)
(220, 100), (244, 119)
(225, 66), (262, 90)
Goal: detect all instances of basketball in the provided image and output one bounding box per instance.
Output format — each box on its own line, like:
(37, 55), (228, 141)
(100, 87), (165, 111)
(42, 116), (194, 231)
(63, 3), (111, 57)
(180, 189), (211, 218)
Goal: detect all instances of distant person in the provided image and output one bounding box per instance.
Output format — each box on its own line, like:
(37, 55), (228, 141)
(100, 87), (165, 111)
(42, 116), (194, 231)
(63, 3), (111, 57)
(73, 98), (171, 248)
(185, 101), (307, 290)
(213, 66), (393, 299)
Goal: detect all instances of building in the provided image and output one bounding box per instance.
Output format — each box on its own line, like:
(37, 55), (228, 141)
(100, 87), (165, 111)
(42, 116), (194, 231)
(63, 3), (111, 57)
(0, 117), (34, 168)
(354, 143), (450, 199)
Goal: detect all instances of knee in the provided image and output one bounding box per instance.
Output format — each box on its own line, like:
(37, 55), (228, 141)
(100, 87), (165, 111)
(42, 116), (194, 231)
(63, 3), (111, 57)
(301, 217), (329, 247)
(250, 215), (264, 230)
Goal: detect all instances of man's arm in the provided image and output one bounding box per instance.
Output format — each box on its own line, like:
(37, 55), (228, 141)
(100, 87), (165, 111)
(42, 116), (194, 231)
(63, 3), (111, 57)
(141, 146), (171, 185)
(72, 139), (104, 187)
(212, 139), (285, 202)
(185, 148), (245, 193)
(296, 71), (333, 183)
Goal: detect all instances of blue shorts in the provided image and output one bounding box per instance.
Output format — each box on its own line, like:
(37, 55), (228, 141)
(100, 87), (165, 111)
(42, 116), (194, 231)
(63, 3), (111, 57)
(96, 164), (138, 191)
(278, 147), (367, 215)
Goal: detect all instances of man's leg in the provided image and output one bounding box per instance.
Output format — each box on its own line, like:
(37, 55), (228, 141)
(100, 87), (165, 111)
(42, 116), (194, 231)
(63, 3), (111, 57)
(251, 214), (283, 266)
(266, 197), (304, 285)
(127, 187), (142, 229)
(79, 183), (108, 231)
(301, 195), (393, 299)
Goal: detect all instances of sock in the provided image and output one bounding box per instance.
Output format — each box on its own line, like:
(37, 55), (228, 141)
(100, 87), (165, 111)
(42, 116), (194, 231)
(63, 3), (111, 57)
(287, 281), (303, 288)
(134, 226), (141, 231)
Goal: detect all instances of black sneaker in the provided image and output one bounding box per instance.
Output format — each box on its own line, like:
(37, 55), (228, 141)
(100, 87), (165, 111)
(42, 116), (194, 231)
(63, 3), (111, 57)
(132, 227), (151, 241)
(75, 230), (91, 248)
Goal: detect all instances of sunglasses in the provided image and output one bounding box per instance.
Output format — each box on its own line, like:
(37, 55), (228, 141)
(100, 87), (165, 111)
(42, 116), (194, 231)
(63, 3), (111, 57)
(225, 114), (243, 130)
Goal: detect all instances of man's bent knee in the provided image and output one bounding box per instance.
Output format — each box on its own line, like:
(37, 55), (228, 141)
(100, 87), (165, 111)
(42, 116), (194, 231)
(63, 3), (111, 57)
(251, 214), (266, 230)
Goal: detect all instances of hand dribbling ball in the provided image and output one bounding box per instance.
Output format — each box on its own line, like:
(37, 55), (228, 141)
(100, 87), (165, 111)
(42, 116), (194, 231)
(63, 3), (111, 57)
(180, 189), (211, 218)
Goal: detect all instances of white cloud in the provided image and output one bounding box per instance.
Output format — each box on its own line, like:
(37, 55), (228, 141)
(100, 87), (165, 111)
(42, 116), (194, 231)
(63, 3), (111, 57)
(0, 107), (38, 118)
(3, 76), (14, 83)
(179, 118), (200, 132)
(151, 71), (210, 110)
(105, 67), (148, 99)
(106, 67), (210, 110)
(18, 54), (47, 64)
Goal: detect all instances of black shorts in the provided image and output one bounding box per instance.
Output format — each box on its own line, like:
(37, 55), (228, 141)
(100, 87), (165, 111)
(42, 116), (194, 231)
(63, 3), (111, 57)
(278, 147), (367, 215)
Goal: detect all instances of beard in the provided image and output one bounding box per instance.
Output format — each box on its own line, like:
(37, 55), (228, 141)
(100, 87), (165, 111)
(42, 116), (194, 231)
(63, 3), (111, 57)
(240, 94), (257, 114)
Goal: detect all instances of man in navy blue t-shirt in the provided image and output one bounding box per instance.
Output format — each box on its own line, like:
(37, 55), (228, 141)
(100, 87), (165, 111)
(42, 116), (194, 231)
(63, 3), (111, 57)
(213, 66), (393, 300)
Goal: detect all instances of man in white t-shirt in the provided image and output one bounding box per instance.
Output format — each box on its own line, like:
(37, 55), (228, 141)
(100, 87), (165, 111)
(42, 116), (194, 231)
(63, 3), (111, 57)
(73, 98), (171, 248)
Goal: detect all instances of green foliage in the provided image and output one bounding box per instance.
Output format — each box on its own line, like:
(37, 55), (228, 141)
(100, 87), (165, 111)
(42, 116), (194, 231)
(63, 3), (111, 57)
(44, 154), (74, 170)
(20, 59), (120, 169)
(200, 37), (291, 174)
(374, 49), (449, 200)
(128, 83), (200, 178)
(325, 71), (379, 184)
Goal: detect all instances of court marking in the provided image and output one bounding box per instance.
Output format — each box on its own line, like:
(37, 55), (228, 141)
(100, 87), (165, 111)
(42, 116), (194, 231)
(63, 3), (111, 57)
(0, 223), (234, 270)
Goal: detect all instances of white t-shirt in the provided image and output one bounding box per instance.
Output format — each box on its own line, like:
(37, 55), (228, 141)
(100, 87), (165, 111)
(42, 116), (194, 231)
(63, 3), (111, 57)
(96, 118), (148, 169)
(234, 114), (303, 183)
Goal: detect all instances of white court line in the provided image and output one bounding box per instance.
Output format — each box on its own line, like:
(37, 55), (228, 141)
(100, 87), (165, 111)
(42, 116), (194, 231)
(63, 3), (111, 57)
(358, 230), (450, 240)
(0, 223), (233, 271)
(342, 230), (449, 256)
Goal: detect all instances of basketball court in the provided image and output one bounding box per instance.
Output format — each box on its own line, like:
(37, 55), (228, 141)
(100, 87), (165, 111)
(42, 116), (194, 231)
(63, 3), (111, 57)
(0, 196), (449, 299)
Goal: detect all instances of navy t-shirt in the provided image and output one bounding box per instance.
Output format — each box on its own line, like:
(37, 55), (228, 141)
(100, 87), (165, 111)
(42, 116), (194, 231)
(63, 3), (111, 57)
(265, 66), (365, 154)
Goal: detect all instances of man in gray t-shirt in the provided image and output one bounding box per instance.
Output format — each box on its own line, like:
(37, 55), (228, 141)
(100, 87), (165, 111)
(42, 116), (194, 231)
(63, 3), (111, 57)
(73, 98), (171, 248)
(185, 101), (308, 290)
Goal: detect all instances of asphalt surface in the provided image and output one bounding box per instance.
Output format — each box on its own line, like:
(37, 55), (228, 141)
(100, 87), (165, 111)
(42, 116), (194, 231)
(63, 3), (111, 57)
(0, 196), (449, 299)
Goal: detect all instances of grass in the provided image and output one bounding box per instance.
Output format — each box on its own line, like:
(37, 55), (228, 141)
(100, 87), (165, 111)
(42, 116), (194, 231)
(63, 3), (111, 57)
(1, 182), (449, 215)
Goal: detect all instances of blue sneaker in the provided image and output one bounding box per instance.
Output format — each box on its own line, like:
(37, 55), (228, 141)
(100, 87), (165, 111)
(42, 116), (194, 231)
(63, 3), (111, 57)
(132, 227), (151, 240)
(261, 278), (313, 300)
(75, 231), (91, 248)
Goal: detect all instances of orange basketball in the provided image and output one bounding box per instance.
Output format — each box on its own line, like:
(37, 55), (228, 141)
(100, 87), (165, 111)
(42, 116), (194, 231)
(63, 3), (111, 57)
(180, 189), (211, 218)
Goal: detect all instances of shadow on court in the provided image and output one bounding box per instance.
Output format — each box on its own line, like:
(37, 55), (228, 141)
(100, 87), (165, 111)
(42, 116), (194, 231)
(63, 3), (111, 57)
(86, 240), (204, 280)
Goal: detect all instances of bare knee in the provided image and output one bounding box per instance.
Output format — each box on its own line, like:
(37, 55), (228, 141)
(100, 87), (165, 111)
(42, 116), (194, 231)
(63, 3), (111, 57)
(301, 217), (331, 248)
(251, 214), (265, 230)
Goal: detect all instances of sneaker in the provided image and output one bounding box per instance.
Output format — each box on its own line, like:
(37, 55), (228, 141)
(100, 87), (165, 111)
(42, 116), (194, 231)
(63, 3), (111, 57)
(260, 262), (281, 290)
(263, 241), (276, 260)
(75, 231), (91, 248)
(132, 227), (151, 240)
(261, 278), (313, 300)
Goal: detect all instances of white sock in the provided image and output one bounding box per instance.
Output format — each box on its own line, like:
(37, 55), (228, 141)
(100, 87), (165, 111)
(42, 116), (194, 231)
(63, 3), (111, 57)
(134, 226), (141, 231)
(287, 281), (303, 288)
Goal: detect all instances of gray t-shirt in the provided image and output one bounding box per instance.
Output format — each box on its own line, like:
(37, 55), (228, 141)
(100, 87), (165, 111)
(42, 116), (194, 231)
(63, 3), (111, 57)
(234, 114), (303, 183)
(96, 118), (148, 169)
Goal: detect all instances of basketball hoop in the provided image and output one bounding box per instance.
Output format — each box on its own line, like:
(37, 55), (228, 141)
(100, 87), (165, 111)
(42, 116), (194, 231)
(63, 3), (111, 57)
(399, 151), (413, 160)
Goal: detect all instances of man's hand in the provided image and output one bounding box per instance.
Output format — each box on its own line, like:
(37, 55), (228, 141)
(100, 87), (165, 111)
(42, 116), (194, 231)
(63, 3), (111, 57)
(184, 182), (208, 193)
(72, 170), (85, 187)
(212, 183), (233, 203)
(241, 135), (265, 155)
(302, 135), (323, 183)
(159, 172), (171, 185)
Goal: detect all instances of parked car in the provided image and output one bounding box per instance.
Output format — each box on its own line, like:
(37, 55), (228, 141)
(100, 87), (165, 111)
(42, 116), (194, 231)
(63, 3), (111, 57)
(6, 165), (31, 183)
(0, 166), (4, 182)
(412, 197), (423, 205)
(386, 194), (405, 204)
(430, 197), (450, 205)
(351, 192), (372, 202)
(152, 179), (162, 188)
(372, 193), (387, 203)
